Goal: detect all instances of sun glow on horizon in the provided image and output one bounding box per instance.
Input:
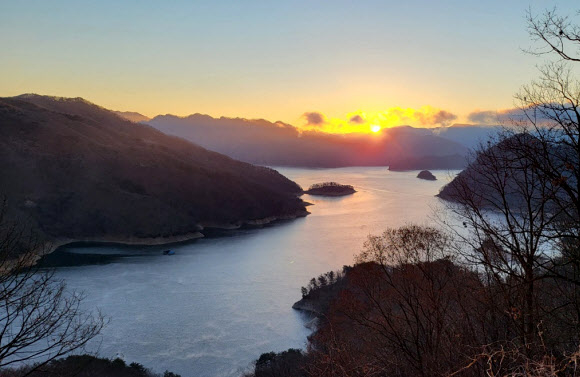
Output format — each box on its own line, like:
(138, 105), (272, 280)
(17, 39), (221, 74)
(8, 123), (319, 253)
(298, 106), (458, 135)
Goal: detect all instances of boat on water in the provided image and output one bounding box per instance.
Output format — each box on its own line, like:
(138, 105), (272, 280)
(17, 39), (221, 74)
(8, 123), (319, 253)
(162, 250), (175, 255)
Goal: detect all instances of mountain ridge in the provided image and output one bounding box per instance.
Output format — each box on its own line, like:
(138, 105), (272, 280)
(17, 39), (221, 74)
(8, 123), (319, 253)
(0, 94), (308, 255)
(146, 114), (471, 169)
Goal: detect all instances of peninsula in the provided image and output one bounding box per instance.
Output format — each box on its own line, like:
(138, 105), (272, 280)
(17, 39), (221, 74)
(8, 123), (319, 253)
(0, 94), (309, 256)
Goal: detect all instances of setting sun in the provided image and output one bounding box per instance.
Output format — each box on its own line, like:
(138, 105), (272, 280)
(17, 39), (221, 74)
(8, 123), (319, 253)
(371, 125), (381, 133)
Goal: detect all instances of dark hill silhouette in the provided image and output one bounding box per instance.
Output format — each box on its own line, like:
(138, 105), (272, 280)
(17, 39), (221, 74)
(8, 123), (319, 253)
(146, 115), (469, 169)
(438, 135), (525, 204)
(417, 170), (437, 180)
(0, 94), (307, 252)
(437, 133), (569, 208)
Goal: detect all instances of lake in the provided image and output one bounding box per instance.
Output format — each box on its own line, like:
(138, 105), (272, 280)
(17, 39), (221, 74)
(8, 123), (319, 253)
(50, 167), (458, 377)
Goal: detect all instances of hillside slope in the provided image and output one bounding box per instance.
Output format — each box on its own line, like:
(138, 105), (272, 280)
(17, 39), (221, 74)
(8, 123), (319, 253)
(0, 95), (307, 251)
(113, 110), (150, 123)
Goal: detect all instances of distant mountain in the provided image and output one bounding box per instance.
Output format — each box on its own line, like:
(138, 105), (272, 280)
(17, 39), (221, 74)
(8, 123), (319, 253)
(146, 115), (469, 169)
(113, 110), (150, 123)
(0, 94), (307, 253)
(388, 154), (466, 171)
(434, 123), (501, 149)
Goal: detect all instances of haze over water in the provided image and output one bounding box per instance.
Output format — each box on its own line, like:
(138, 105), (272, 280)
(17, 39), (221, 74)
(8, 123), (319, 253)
(51, 167), (458, 377)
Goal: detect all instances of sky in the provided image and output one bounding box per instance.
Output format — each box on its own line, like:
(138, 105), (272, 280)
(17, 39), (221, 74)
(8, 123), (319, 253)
(0, 0), (578, 133)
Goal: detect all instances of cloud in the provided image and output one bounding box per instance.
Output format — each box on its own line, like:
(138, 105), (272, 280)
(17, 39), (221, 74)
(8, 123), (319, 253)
(467, 107), (559, 125)
(432, 110), (457, 126)
(298, 106), (459, 134)
(381, 107), (458, 127)
(349, 114), (365, 124)
(302, 111), (326, 126)
(410, 109), (457, 126)
(467, 110), (502, 124)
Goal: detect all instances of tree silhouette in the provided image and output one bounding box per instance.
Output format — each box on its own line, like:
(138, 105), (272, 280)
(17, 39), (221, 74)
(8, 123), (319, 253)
(0, 201), (106, 375)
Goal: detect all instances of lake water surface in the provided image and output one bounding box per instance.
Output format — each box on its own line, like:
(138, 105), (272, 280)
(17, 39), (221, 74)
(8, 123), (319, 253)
(51, 167), (458, 377)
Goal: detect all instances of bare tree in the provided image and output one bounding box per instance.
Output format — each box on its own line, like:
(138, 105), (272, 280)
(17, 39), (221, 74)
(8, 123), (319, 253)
(518, 9), (580, 258)
(438, 7), (580, 353)
(440, 132), (563, 348)
(307, 225), (495, 377)
(0, 201), (106, 375)
(451, 342), (580, 377)
(525, 7), (580, 62)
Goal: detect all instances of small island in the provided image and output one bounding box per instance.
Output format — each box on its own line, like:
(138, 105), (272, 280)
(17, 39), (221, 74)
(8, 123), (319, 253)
(304, 182), (356, 196)
(417, 170), (437, 181)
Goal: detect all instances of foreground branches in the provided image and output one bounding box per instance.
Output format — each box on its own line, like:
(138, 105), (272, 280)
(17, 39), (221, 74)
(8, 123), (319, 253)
(0, 202), (106, 375)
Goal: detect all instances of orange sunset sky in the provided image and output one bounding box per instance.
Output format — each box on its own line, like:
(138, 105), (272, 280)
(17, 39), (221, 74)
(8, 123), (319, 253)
(1, 0), (578, 133)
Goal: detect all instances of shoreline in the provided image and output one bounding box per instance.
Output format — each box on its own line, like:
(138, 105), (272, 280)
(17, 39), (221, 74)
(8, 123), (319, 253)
(302, 190), (356, 197)
(38, 208), (311, 260)
(292, 299), (324, 331)
(292, 298), (324, 316)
